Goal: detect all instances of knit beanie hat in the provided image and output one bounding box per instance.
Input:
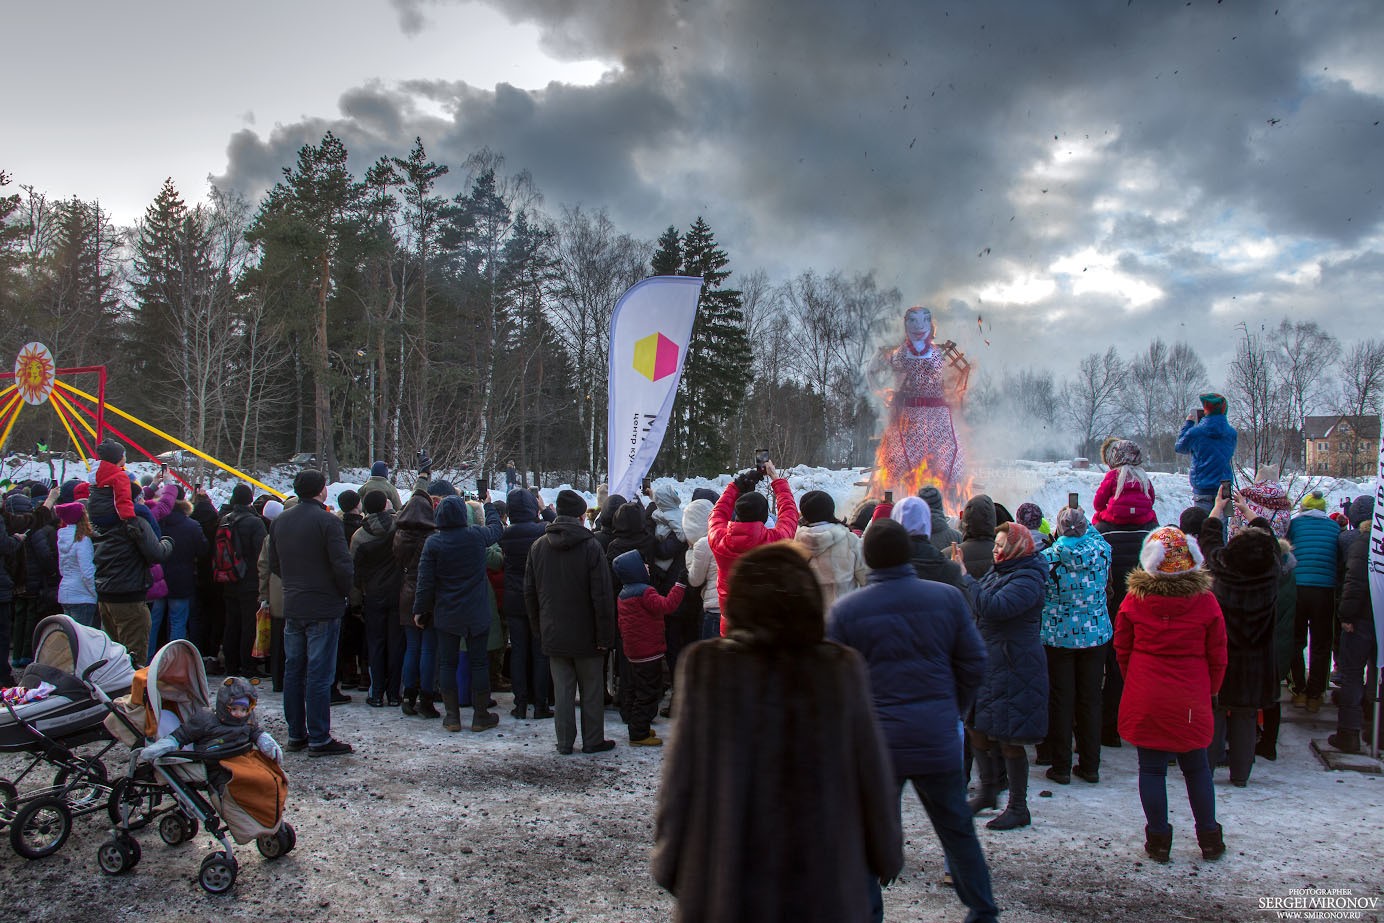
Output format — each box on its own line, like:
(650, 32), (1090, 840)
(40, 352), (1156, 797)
(58, 479), (82, 504)
(1348, 495), (1375, 527)
(1300, 491), (1327, 512)
(890, 496), (932, 538)
(1015, 502), (1044, 531)
(293, 469), (327, 500)
(862, 518), (912, 569)
(262, 500), (284, 521)
(370, 460), (389, 478)
(96, 439), (125, 464)
(1330, 511), (1349, 528)
(1108, 439), (1143, 468)
(1199, 393), (1228, 416)
(56, 501), (85, 526)
(337, 489), (360, 513)
(230, 483), (254, 507)
(1141, 526), (1204, 575)
(426, 479), (455, 498)
(555, 489), (587, 518)
(1056, 506), (1089, 538)
(734, 490), (769, 524)
(994, 522), (1036, 562)
(799, 490), (836, 525)
(363, 491), (388, 515)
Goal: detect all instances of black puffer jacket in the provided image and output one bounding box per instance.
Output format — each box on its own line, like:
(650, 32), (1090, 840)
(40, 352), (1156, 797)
(0, 530), (22, 604)
(592, 495), (626, 555)
(92, 516), (173, 603)
(352, 510), (401, 603)
(524, 517), (616, 657)
(499, 488), (547, 622)
(959, 495), (997, 579)
(1337, 526), (1372, 628)
(1201, 515), (1280, 709)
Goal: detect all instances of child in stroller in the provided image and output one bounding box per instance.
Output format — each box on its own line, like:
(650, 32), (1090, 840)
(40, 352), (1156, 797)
(98, 639), (294, 893)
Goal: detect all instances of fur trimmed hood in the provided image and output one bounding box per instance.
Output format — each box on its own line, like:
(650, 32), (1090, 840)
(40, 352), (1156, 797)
(1126, 567), (1213, 599)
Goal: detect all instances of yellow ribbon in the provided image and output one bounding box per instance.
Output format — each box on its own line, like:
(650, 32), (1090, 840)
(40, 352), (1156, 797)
(52, 381), (286, 500)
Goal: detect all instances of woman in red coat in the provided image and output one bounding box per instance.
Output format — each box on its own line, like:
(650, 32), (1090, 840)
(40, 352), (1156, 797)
(1114, 526), (1228, 864)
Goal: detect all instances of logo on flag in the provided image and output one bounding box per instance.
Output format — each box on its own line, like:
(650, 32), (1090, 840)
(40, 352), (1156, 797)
(633, 333), (680, 382)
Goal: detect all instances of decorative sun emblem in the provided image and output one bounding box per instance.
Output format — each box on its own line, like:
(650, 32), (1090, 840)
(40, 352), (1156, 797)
(14, 342), (56, 405)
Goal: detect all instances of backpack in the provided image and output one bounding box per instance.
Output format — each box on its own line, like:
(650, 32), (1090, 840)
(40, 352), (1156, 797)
(212, 513), (247, 584)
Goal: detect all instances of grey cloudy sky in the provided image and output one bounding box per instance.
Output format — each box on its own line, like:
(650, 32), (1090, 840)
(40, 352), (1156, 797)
(7, 0), (1383, 383)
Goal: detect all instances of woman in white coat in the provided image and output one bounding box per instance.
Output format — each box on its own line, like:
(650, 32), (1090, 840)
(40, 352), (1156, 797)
(794, 491), (868, 609)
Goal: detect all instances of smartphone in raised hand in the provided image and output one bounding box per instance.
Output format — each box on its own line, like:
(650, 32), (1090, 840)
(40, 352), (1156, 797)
(1068, 491), (1079, 509)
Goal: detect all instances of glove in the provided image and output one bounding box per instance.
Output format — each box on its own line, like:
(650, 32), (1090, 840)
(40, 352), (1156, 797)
(257, 732), (284, 764)
(732, 468), (761, 495)
(140, 736), (178, 763)
(416, 449), (432, 475)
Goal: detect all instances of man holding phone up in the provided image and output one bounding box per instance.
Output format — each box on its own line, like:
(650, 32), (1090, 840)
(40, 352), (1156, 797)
(1174, 393), (1238, 514)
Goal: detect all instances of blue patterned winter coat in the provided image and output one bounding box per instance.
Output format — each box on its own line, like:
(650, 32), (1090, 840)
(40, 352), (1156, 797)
(1040, 530), (1113, 649)
(963, 552), (1049, 743)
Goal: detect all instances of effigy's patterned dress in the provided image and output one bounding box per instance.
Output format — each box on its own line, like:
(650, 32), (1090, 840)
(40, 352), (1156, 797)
(878, 341), (964, 487)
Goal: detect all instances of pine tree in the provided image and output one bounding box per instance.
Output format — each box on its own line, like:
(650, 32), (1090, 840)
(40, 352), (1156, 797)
(651, 225), (681, 275)
(0, 171), (24, 319)
(676, 217), (753, 474)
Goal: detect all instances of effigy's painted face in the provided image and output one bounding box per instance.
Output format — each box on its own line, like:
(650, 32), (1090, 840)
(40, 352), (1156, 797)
(904, 308), (933, 343)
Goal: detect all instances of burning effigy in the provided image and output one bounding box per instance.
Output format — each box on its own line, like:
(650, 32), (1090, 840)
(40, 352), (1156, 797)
(868, 306), (973, 507)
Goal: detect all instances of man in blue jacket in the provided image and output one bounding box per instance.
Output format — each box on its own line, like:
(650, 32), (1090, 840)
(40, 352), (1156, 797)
(828, 518), (996, 923)
(1174, 393), (1238, 513)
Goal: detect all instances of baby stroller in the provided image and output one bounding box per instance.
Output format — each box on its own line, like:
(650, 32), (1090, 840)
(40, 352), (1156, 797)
(0, 614), (132, 859)
(95, 639), (294, 894)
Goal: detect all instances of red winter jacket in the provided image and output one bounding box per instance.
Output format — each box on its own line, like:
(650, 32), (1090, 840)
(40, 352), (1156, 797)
(708, 478), (800, 634)
(1114, 568), (1227, 752)
(618, 584), (686, 662)
(94, 460), (135, 521)
(1092, 468), (1156, 526)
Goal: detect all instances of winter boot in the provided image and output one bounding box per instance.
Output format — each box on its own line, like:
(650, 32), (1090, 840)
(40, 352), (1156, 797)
(441, 690), (462, 732)
(1144, 826), (1172, 863)
(471, 705), (499, 732)
(967, 750), (999, 815)
(1196, 824), (1225, 860)
(401, 687), (419, 716)
(416, 691), (440, 719)
(511, 702), (529, 720)
(986, 754), (1032, 830)
(1327, 729), (1361, 754)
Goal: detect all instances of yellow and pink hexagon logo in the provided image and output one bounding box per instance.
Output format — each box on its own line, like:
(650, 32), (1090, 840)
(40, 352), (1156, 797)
(633, 332), (679, 382)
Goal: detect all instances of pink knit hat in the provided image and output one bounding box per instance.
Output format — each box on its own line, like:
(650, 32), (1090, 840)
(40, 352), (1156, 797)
(56, 501), (86, 527)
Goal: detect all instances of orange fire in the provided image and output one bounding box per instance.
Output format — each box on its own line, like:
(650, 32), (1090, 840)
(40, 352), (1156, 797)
(868, 439), (978, 516)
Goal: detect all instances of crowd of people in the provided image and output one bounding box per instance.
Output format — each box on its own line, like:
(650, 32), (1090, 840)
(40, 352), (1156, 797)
(1, 389), (1379, 922)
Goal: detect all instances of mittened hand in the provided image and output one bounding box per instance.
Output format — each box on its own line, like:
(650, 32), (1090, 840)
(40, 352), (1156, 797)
(140, 736), (178, 763)
(258, 733), (284, 764)
(732, 469), (761, 494)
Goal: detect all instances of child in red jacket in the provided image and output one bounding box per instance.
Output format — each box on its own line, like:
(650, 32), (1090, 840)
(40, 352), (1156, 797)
(612, 549), (685, 746)
(92, 439), (135, 522)
(1092, 439), (1157, 527)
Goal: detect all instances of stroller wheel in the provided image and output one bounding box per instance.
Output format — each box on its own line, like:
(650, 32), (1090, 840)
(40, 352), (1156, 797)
(97, 835), (140, 875)
(10, 797), (72, 860)
(256, 821), (295, 860)
(54, 757), (109, 809)
(198, 852), (238, 895)
(107, 777), (160, 830)
(159, 812), (195, 846)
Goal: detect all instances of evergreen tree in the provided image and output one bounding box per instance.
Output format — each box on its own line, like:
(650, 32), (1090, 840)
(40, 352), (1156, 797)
(0, 171), (24, 319)
(675, 217), (753, 474)
(651, 225), (681, 275)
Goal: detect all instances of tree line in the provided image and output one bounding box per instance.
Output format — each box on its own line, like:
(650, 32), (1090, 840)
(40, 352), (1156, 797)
(3, 150), (1380, 485)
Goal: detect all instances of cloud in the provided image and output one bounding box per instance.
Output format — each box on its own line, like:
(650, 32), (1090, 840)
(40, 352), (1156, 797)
(213, 0), (1384, 384)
